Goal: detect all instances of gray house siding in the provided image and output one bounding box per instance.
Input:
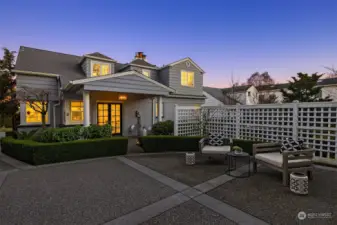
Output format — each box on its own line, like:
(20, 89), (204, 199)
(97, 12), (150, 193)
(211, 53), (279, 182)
(81, 58), (90, 76)
(84, 59), (116, 77)
(158, 67), (170, 87)
(84, 75), (169, 95)
(16, 74), (59, 101)
(125, 66), (159, 81)
(167, 61), (203, 96)
(159, 97), (205, 122)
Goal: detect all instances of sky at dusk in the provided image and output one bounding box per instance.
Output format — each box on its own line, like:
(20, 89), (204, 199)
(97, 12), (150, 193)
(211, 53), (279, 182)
(1, 0), (337, 88)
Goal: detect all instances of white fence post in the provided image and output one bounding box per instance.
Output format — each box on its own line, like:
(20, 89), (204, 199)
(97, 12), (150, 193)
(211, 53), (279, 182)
(292, 100), (299, 140)
(174, 104), (178, 136)
(235, 103), (240, 139)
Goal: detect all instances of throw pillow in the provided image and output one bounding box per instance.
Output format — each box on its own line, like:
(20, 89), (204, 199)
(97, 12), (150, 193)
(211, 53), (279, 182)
(208, 133), (225, 146)
(280, 139), (293, 153)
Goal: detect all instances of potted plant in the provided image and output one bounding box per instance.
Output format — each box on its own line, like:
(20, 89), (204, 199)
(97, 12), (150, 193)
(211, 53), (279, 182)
(232, 146), (243, 154)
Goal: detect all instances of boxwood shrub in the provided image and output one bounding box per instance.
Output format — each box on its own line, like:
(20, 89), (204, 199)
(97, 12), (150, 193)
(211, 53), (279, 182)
(139, 135), (202, 152)
(35, 124), (112, 143)
(232, 139), (262, 155)
(1, 137), (128, 165)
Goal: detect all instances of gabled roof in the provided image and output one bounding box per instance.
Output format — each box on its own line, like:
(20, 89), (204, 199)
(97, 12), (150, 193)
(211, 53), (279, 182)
(317, 77), (337, 86)
(222, 85), (252, 93)
(83, 52), (117, 62)
(15, 46), (85, 87)
(203, 86), (238, 105)
(160, 57), (205, 73)
(130, 59), (157, 68)
(256, 83), (289, 91)
(66, 70), (175, 93)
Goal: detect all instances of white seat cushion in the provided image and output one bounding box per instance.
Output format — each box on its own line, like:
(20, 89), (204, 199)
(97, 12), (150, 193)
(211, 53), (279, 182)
(255, 152), (311, 168)
(202, 145), (231, 155)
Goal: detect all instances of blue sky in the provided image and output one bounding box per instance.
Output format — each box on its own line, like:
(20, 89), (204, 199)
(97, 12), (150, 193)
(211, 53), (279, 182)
(1, 0), (336, 87)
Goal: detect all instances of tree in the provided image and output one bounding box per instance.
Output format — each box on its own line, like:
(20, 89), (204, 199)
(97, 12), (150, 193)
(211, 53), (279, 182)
(247, 72), (275, 86)
(324, 66), (337, 78)
(0, 48), (18, 127)
(281, 72), (332, 103)
(17, 87), (50, 128)
(224, 72), (243, 104)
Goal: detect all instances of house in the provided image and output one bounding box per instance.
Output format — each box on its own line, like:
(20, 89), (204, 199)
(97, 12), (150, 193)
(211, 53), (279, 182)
(216, 79), (337, 105)
(14, 46), (206, 135)
(202, 86), (237, 106)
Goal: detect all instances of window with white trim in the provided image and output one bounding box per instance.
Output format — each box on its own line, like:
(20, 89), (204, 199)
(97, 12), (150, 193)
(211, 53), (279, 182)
(181, 71), (194, 87)
(70, 101), (84, 122)
(92, 63), (110, 76)
(26, 102), (48, 123)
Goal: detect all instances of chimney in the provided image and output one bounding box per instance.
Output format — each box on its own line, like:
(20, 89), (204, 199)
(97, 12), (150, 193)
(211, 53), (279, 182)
(135, 52), (147, 61)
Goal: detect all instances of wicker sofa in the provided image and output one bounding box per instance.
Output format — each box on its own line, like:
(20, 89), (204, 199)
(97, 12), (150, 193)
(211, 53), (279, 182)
(253, 142), (314, 186)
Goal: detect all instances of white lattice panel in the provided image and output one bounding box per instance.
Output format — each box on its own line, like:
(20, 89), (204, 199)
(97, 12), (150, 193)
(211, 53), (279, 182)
(174, 102), (337, 166)
(203, 107), (236, 139)
(239, 105), (294, 142)
(298, 103), (337, 162)
(175, 106), (201, 136)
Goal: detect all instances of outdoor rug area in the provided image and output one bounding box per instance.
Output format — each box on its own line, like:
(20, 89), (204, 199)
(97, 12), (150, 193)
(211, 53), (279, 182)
(127, 153), (250, 186)
(208, 166), (337, 225)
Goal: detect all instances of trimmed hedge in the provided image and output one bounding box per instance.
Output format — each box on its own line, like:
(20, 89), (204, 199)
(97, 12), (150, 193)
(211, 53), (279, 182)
(1, 137), (128, 165)
(35, 124), (112, 143)
(232, 139), (262, 155)
(151, 120), (174, 135)
(139, 135), (202, 152)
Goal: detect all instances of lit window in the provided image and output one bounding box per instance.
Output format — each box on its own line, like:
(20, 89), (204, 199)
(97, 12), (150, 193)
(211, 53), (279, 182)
(71, 101), (84, 122)
(92, 63), (110, 76)
(181, 71), (194, 87)
(26, 102), (48, 123)
(142, 69), (150, 77)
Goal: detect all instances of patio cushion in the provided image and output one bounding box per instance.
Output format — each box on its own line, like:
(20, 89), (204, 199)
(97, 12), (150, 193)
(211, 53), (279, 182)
(255, 152), (312, 168)
(280, 138), (302, 153)
(208, 133), (225, 146)
(202, 145), (231, 154)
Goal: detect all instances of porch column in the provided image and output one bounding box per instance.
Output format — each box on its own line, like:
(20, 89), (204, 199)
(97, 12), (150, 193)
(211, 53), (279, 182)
(158, 96), (163, 122)
(83, 91), (90, 127)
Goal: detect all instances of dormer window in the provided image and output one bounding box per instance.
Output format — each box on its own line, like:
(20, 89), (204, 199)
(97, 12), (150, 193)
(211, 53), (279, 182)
(92, 62), (110, 76)
(142, 69), (150, 77)
(181, 70), (194, 87)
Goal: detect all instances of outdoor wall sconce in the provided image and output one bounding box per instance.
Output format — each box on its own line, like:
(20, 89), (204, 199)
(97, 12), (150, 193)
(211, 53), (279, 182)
(118, 94), (127, 100)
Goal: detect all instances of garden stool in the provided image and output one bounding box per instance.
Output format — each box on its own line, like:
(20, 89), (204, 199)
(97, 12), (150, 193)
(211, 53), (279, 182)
(290, 172), (308, 195)
(185, 152), (195, 165)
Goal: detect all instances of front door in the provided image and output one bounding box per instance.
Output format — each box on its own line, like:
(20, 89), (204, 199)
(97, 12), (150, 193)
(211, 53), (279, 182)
(97, 103), (122, 135)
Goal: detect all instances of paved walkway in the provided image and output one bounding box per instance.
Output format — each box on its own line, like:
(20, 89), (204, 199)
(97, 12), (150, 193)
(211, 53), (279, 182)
(0, 153), (268, 225)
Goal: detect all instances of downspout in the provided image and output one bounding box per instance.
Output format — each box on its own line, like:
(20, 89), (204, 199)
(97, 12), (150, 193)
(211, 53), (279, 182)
(53, 75), (62, 128)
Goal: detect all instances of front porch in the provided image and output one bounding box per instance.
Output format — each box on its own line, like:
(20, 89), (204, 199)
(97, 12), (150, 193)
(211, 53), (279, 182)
(63, 71), (174, 136)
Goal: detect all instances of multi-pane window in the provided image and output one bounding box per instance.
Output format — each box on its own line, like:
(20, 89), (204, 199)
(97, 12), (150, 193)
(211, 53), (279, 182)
(92, 63), (110, 76)
(70, 101), (83, 122)
(181, 71), (194, 87)
(26, 102), (48, 123)
(142, 69), (150, 77)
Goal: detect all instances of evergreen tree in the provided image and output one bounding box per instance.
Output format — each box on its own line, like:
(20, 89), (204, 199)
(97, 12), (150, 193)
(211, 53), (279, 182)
(281, 72), (331, 103)
(0, 48), (18, 127)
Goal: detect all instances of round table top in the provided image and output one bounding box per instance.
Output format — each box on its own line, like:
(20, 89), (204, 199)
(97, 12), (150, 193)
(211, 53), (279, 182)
(227, 151), (250, 157)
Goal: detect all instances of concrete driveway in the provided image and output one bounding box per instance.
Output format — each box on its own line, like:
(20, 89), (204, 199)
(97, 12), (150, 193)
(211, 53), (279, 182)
(0, 153), (268, 225)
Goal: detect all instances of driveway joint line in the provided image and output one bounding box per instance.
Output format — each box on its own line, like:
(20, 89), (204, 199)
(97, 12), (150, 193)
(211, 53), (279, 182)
(115, 156), (268, 225)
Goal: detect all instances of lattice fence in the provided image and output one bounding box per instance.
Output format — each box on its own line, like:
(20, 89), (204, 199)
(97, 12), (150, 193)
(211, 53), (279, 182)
(174, 102), (337, 166)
